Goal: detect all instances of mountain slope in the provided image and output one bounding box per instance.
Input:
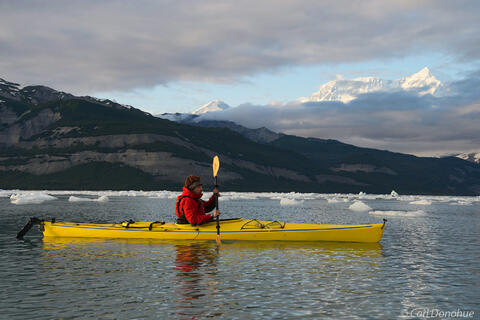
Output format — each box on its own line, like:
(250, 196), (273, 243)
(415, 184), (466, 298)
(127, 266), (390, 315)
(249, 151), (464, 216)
(457, 152), (480, 164)
(1, 77), (479, 194)
(270, 135), (480, 194)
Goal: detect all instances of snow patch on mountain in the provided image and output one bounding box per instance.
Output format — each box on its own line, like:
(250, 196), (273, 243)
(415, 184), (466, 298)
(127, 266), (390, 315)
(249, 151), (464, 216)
(0, 78), (22, 97)
(457, 152), (480, 164)
(298, 67), (442, 104)
(193, 100), (230, 114)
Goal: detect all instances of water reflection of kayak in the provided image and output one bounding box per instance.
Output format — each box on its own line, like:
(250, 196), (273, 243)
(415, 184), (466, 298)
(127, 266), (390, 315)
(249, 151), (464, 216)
(26, 217), (387, 243)
(41, 237), (384, 260)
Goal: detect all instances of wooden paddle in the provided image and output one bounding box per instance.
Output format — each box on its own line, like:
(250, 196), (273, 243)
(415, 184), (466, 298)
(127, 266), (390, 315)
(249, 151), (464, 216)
(212, 155), (220, 244)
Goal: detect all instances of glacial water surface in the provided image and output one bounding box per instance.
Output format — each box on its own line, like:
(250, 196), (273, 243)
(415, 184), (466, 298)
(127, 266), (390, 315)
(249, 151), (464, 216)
(1, 191), (479, 319)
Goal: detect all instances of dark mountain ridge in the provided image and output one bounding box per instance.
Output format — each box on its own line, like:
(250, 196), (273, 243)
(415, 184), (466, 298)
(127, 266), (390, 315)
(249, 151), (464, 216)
(1, 77), (479, 195)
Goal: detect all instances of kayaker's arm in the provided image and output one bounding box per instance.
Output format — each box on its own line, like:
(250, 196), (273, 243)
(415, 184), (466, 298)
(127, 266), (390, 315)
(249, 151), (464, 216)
(203, 195), (216, 213)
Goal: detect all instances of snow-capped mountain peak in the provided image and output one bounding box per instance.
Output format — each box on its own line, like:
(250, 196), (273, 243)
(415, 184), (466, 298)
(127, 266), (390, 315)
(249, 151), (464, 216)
(193, 99), (230, 115)
(398, 67), (441, 95)
(298, 76), (387, 104)
(298, 67), (442, 104)
(456, 152), (480, 164)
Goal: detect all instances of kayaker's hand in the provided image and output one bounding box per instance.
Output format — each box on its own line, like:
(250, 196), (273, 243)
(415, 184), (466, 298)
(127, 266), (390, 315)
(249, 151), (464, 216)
(213, 210), (221, 218)
(213, 188), (220, 197)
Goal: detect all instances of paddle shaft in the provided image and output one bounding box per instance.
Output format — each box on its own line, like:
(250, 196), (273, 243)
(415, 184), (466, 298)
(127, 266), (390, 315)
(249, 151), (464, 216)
(215, 176), (220, 236)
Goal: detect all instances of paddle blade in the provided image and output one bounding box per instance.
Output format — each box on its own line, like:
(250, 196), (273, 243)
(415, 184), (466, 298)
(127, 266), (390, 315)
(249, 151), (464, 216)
(216, 233), (221, 244)
(212, 155), (220, 177)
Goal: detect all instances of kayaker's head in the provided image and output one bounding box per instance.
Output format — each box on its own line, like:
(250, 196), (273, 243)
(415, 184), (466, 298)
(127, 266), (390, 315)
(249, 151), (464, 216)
(185, 175), (203, 194)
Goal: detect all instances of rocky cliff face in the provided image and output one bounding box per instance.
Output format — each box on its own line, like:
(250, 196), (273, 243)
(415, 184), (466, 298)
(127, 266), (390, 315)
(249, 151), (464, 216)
(0, 82), (314, 189)
(0, 108), (61, 145)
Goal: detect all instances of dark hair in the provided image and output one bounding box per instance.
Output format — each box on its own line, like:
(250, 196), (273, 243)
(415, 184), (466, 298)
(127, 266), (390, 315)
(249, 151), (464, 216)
(184, 175), (202, 190)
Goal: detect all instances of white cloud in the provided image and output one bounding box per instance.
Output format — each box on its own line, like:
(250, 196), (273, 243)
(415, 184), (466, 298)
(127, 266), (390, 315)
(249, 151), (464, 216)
(197, 71), (480, 156)
(0, 0), (479, 93)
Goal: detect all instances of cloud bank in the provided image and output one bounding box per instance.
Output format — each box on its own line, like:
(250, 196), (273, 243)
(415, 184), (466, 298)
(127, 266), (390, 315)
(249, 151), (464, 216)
(0, 0), (479, 93)
(197, 71), (480, 156)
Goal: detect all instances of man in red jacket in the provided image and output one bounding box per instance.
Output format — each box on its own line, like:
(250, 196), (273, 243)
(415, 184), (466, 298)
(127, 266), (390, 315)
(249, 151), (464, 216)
(176, 175), (221, 225)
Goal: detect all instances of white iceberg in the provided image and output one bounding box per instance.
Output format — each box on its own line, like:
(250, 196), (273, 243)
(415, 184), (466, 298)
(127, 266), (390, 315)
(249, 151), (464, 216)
(280, 198), (304, 206)
(0, 189), (18, 198)
(390, 190), (399, 198)
(348, 201), (372, 211)
(68, 195), (109, 202)
(10, 192), (57, 205)
(409, 199), (432, 205)
(220, 192), (260, 201)
(97, 195), (109, 202)
(327, 198), (341, 203)
(152, 191), (178, 199)
(449, 201), (472, 206)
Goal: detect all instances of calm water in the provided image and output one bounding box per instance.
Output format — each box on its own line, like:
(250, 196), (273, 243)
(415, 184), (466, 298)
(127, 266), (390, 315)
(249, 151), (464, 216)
(1, 193), (479, 319)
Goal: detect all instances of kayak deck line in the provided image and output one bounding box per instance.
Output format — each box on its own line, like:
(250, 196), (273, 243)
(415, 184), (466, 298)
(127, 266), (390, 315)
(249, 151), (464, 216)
(48, 223), (374, 233)
(18, 217), (387, 243)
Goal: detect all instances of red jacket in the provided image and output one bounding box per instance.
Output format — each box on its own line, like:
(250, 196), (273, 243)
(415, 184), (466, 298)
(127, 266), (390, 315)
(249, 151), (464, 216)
(176, 187), (215, 225)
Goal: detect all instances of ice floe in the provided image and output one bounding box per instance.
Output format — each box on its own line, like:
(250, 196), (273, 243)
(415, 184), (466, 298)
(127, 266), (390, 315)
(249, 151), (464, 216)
(280, 198), (304, 206)
(10, 192), (57, 205)
(327, 198), (341, 203)
(409, 199), (432, 205)
(68, 195), (109, 202)
(0, 190), (19, 197)
(348, 201), (372, 211)
(369, 210), (425, 217)
(220, 192), (261, 201)
(151, 191), (178, 199)
(449, 201), (472, 206)
(2, 189), (480, 205)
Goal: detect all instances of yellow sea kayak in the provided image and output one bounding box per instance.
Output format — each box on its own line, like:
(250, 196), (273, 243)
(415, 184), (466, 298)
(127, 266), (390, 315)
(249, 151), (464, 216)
(22, 218), (387, 243)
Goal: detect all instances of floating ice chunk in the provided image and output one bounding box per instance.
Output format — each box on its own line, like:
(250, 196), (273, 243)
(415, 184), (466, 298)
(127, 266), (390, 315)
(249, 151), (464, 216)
(280, 198), (304, 206)
(349, 201), (371, 211)
(450, 201), (472, 206)
(116, 190), (139, 197)
(68, 196), (90, 202)
(221, 192), (260, 201)
(358, 191), (366, 198)
(369, 210), (425, 217)
(327, 198), (341, 203)
(10, 192), (57, 205)
(68, 195), (109, 202)
(97, 195), (109, 202)
(409, 199), (432, 205)
(0, 189), (17, 197)
(390, 190), (399, 198)
(153, 191), (177, 198)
